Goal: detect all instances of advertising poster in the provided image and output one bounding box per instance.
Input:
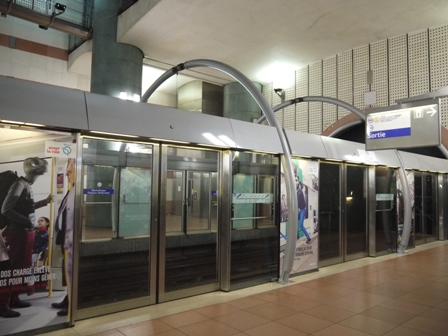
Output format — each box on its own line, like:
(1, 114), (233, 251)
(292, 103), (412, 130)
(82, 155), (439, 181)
(280, 159), (319, 274)
(0, 132), (75, 335)
(396, 170), (414, 245)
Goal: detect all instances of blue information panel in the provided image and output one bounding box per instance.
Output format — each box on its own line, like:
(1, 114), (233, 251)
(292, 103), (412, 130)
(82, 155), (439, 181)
(365, 98), (440, 151)
(83, 188), (115, 195)
(367, 110), (411, 140)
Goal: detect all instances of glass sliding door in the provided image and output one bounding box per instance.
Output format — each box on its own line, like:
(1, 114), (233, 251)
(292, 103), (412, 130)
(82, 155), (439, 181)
(318, 162), (342, 266)
(424, 174), (437, 242)
(78, 138), (154, 315)
(318, 162), (368, 266)
(160, 146), (220, 301)
(230, 152), (279, 289)
(375, 167), (397, 254)
(345, 165), (368, 260)
(414, 173), (438, 245)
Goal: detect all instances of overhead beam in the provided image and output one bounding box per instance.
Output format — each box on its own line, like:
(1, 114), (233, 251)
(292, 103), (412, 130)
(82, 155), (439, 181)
(0, 0), (91, 39)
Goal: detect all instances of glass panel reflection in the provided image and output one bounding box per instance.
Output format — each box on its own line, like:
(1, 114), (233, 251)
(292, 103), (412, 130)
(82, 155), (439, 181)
(119, 167), (151, 237)
(424, 174), (437, 242)
(166, 170), (184, 233)
(375, 167), (397, 254)
(318, 163), (341, 264)
(164, 147), (219, 292)
(346, 165), (367, 257)
(414, 174), (424, 244)
(82, 165), (114, 240)
(230, 152), (278, 288)
(78, 138), (152, 309)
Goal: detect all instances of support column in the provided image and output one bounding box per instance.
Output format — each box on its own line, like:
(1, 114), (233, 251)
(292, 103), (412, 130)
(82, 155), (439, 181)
(224, 82), (262, 122)
(90, 0), (143, 98)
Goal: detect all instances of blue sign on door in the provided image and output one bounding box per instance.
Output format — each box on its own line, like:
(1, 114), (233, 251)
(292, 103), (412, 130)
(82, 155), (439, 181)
(83, 188), (115, 195)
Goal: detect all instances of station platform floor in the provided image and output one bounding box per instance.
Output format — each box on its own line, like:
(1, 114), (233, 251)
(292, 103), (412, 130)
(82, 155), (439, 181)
(40, 241), (448, 336)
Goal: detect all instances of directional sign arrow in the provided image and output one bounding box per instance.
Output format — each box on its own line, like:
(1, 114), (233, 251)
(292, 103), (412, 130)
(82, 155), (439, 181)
(426, 107), (437, 117)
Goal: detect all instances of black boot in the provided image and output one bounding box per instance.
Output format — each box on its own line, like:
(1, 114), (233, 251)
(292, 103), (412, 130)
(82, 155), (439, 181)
(57, 309), (68, 316)
(10, 300), (31, 308)
(0, 308), (21, 318)
(51, 295), (68, 309)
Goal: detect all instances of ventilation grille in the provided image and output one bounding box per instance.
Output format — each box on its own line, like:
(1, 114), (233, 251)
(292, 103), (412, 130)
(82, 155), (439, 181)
(261, 82), (272, 126)
(296, 67), (309, 133)
(323, 57), (337, 131)
(408, 30), (429, 97)
(309, 61), (322, 134)
(429, 26), (448, 127)
(264, 24), (448, 134)
(337, 50), (353, 119)
(282, 73), (296, 130)
(353, 45), (369, 110)
(370, 40), (388, 107)
(388, 34), (408, 104)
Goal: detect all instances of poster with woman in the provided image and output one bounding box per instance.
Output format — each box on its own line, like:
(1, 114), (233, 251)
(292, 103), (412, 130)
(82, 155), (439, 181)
(0, 130), (76, 335)
(280, 158), (319, 274)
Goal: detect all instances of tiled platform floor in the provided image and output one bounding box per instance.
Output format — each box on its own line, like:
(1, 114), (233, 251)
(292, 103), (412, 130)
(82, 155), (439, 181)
(40, 241), (448, 336)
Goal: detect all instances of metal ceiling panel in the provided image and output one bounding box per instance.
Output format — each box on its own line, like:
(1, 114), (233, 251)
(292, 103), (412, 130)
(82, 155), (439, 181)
(371, 149), (402, 167)
(285, 130), (327, 158)
(0, 76), (88, 129)
(396, 151), (421, 169)
(321, 136), (362, 160)
(85, 92), (237, 147)
(415, 152), (448, 172)
(230, 119), (282, 153)
(321, 136), (402, 166)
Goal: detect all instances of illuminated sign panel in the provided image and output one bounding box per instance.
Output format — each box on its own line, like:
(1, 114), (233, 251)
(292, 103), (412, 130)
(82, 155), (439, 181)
(365, 98), (440, 151)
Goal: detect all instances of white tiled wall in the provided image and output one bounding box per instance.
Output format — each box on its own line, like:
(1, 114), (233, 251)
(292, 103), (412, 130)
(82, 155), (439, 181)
(0, 16), (89, 91)
(0, 46), (90, 91)
(0, 16), (68, 48)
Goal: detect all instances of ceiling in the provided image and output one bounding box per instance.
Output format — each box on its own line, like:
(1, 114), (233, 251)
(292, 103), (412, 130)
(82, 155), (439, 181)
(118, 0), (448, 93)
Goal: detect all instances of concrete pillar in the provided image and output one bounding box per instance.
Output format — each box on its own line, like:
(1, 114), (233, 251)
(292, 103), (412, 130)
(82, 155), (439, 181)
(90, 0), (143, 98)
(178, 80), (223, 116)
(223, 82), (262, 122)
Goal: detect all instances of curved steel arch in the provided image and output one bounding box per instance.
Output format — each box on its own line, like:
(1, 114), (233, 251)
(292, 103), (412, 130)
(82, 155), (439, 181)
(142, 59), (298, 283)
(257, 95), (413, 253)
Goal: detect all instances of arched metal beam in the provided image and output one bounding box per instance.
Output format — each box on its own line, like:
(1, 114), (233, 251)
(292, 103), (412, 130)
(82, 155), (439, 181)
(257, 95), (413, 253)
(141, 59), (298, 284)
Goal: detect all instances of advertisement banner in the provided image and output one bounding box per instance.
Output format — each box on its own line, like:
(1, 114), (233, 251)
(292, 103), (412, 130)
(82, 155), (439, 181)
(0, 131), (75, 335)
(396, 170), (414, 245)
(280, 159), (319, 274)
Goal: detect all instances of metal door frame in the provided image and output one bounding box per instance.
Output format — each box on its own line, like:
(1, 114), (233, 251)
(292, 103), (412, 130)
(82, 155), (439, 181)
(318, 161), (343, 267)
(74, 137), (159, 319)
(344, 163), (369, 261)
(319, 161), (369, 267)
(157, 145), (222, 303)
(414, 172), (438, 245)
